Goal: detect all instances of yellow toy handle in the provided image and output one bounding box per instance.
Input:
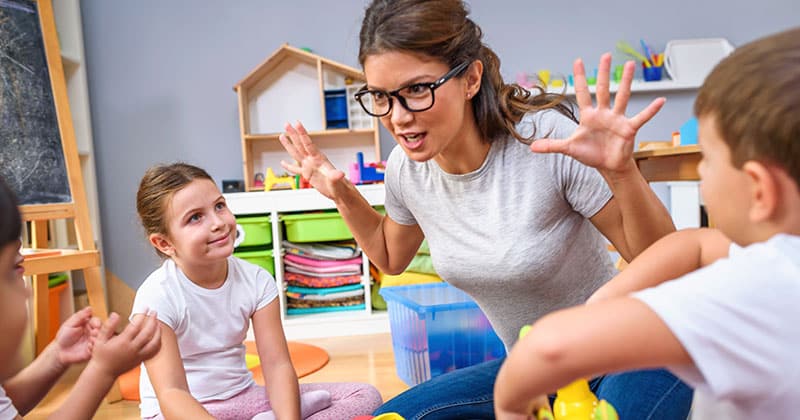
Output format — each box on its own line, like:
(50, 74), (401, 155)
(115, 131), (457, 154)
(518, 325), (619, 420)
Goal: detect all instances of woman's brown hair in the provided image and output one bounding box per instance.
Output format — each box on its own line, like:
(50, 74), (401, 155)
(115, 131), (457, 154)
(136, 163), (214, 256)
(358, 0), (576, 145)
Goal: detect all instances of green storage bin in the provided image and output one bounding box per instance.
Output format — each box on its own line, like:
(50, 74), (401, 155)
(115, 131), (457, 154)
(236, 215), (272, 248)
(281, 211), (353, 243)
(234, 248), (275, 276)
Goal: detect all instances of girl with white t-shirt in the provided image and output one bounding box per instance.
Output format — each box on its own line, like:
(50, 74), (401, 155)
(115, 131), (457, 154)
(131, 163), (382, 420)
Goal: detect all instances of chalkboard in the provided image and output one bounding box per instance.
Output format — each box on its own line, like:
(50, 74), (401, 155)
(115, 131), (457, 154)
(0, 0), (71, 205)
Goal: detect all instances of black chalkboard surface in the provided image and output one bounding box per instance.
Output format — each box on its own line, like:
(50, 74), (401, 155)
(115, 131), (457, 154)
(0, 0), (71, 205)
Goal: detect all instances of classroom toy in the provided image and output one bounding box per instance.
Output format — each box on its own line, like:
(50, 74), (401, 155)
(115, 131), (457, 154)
(349, 152), (386, 184)
(679, 117), (698, 145)
(264, 167), (297, 191)
(518, 326), (619, 420)
(253, 172), (265, 188)
(352, 413), (405, 420)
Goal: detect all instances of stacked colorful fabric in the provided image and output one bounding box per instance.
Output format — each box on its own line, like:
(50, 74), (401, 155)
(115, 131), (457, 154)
(282, 241), (366, 314)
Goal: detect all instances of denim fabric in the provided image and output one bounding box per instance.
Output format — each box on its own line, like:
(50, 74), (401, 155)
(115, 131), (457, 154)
(374, 358), (692, 420)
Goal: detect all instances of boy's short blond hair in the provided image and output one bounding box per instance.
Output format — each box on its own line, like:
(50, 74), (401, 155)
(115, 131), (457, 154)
(695, 27), (800, 186)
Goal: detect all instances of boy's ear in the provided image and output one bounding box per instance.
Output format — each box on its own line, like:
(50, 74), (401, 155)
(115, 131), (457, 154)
(743, 160), (779, 223)
(149, 233), (175, 257)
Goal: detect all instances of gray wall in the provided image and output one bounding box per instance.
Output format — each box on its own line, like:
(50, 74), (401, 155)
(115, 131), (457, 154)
(80, 0), (798, 288)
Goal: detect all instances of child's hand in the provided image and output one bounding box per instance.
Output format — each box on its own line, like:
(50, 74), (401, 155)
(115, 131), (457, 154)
(90, 312), (162, 378)
(530, 53), (665, 175)
(54, 306), (101, 367)
(495, 393), (550, 420)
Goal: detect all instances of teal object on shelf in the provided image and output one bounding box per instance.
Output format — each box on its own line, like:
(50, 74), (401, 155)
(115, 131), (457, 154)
(680, 117), (699, 145)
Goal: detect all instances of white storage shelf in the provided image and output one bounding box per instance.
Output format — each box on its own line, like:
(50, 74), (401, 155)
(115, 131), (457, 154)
(543, 78), (701, 96)
(226, 184), (389, 340)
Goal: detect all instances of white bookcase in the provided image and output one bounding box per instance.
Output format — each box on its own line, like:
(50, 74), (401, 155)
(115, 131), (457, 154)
(225, 184), (390, 340)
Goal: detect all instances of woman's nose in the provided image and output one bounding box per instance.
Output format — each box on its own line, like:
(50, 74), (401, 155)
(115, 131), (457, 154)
(390, 100), (414, 126)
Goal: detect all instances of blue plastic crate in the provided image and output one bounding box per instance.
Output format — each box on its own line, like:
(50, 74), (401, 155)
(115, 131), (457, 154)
(379, 283), (506, 386)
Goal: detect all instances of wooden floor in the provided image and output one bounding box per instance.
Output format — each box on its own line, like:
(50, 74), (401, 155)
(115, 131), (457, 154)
(26, 333), (409, 419)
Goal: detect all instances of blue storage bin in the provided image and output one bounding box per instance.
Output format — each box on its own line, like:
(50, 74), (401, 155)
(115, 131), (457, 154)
(324, 89), (348, 129)
(380, 283), (506, 386)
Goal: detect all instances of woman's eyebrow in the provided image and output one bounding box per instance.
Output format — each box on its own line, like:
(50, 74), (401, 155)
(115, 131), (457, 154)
(367, 74), (437, 91)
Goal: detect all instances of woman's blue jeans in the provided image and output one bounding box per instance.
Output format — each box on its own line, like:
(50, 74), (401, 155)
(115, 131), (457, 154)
(374, 357), (693, 420)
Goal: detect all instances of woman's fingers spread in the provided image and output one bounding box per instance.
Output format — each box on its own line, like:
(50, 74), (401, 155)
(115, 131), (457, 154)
(595, 53), (612, 109)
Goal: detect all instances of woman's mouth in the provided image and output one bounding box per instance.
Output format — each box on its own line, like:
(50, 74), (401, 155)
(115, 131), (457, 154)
(401, 133), (425, 150)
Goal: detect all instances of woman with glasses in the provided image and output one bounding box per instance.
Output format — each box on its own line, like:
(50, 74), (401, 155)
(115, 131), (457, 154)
(279, 0), (693, 418)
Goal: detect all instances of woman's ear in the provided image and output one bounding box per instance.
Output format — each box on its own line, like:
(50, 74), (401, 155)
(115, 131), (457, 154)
(149, 233), (174, 257)
(465, 59), (483, 98)
(743, 160), (779, 223)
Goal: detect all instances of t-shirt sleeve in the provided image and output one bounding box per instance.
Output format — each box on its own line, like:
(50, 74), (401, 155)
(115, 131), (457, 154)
(254, 268), (279, 312)
(528, 110), (612, 218)
(0, 385), (18, 420)
(384, 145), (417, 226)
(130, 276), (180, 330)
(632, 256), (793, 401)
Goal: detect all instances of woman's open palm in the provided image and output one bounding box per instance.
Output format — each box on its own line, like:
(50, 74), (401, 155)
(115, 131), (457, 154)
(279, 121), (346, 199)
(530, 53), (665, 173)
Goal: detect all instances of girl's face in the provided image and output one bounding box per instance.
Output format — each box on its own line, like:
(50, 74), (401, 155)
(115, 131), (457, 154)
(363, 51), (482, 167)
(0, 239), (29, 381)
(150, 179), (236, 269)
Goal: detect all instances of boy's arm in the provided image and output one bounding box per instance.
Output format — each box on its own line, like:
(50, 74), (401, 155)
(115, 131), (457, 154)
(2, 307), (97, 415)
(137, 316), (214, 420)
(494, 297), (690, 418)
(589, 228), (730, 303)
(252, 299), (301, 420)
(49, 312), (161, 420)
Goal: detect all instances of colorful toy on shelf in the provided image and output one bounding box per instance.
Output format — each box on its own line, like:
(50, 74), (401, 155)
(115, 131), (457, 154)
(294, 174), (311, 189)
(349, 152), (386, 184)
(518, 326), (619, 420)
(253, 172), (265, 188)
(264, 167), (297, 191)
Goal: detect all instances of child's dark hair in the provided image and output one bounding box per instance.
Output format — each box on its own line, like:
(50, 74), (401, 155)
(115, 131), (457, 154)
(0, 177), (22, 246)
(358, 0), (576, 145)
(695, 27), (800, 186)
(136, 163), (214, 256)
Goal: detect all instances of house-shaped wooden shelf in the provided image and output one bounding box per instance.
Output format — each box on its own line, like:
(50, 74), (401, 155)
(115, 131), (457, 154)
(233, 44), (380, 191)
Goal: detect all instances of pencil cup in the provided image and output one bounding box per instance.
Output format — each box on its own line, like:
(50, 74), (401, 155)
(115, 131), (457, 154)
(643, 65), (663, 82)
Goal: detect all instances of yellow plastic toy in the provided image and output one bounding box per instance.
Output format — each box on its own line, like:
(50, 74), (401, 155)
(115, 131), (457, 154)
(552, 379), (598, 420)
(264, 167), (297, 191)
(518, 326), (619, 420)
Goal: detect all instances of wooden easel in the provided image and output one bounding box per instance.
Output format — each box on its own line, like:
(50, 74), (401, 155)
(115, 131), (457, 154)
(11, 0), (120, 401)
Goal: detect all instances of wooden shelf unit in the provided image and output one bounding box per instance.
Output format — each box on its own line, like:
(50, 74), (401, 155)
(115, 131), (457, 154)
(234, 44), (380, 192)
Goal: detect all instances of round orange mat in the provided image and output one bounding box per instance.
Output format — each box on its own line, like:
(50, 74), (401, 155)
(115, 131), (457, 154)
(119, 341), (329, 401)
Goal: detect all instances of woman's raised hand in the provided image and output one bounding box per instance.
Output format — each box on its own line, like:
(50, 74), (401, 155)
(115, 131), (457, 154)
(530, 53), (665, 174)
(279, 121), (346, 200)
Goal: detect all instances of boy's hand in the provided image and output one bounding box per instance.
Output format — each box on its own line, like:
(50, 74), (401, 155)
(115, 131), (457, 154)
(90, 312), (161, 378)
(495, 394), (550, 420)
(530, 53), (665, 176)
(54, 306), (101, 367)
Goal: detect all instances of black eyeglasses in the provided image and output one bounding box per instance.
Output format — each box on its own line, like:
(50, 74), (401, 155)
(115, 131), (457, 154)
(354, 61), (471, 117)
